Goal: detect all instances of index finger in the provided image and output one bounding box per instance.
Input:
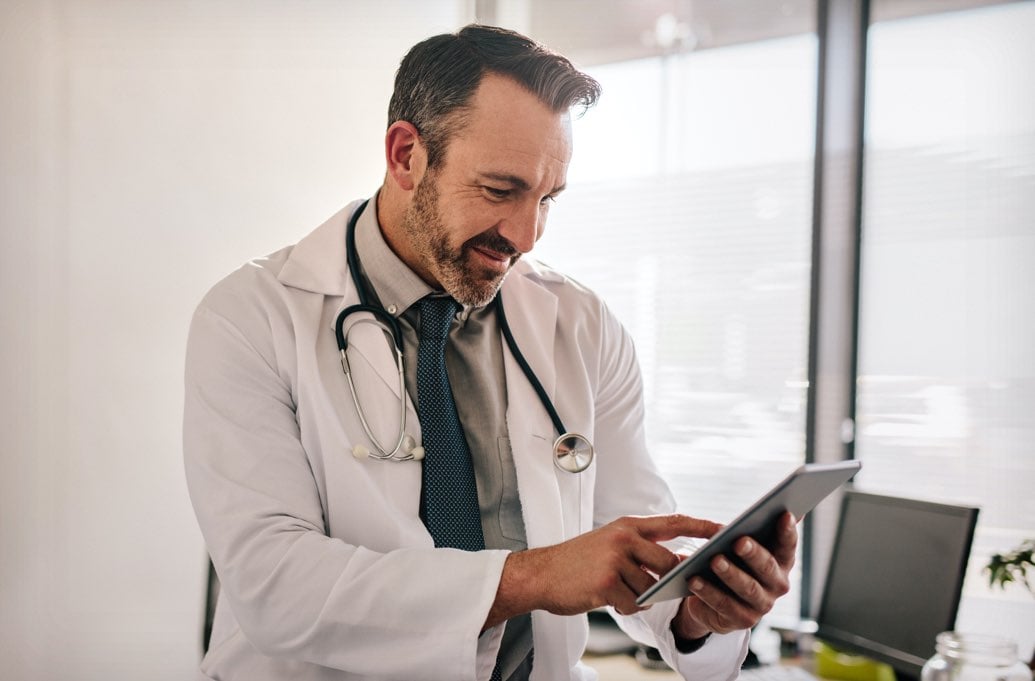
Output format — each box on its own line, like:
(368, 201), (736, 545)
(630, 514), (724, 542)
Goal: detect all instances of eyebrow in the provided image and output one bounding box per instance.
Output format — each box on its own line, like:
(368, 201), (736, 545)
(478, 171), (566, 196)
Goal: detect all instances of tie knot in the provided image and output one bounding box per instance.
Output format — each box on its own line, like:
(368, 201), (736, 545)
(419, 296), (459, 343)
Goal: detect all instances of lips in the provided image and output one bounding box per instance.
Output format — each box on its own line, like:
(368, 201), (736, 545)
(469, 245), (513, 273)
(472, 244), (511, 262)
(465, 233), (519, 273)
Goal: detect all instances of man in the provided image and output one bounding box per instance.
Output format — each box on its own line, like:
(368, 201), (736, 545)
(184, 24), (796, 681)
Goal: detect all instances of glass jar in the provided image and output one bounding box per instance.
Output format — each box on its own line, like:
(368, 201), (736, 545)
(921, 632), (1032, 681)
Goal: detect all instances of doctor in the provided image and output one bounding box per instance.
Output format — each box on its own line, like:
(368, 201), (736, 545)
(184, 24), (797, 681)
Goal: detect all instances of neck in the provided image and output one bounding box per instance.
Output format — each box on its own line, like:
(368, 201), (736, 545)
(375, 181), (438, 288)
(375, 182), (406, 253)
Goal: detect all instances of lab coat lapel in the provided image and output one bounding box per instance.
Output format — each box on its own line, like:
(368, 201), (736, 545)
(500, 269), (562, 548)
(500, 268), (557, 400)
(279, 201), (412, 408)
(500, 268), (587, 679)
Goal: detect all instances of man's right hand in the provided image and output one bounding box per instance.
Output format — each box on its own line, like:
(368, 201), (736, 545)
(483, 514), (722, 629)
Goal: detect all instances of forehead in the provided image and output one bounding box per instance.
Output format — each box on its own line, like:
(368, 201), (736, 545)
(441, 73), (573, 177)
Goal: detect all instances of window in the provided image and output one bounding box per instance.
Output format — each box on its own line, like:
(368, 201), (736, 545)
(536, 31), (818, 621)
(855, 1), (1035, 653)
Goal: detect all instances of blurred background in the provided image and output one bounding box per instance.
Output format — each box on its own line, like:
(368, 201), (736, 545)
(1, 1), (1032, 678)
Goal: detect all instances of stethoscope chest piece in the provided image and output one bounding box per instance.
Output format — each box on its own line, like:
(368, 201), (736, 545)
(553, 433), (594, 473)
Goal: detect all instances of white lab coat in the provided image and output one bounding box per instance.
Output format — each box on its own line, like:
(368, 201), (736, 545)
(184, 200), (749, 681)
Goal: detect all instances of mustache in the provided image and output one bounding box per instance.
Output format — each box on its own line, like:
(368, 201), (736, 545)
(464, 231), (520, 259)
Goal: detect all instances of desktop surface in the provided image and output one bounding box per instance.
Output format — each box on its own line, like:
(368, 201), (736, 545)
(585, 648), (835, 681)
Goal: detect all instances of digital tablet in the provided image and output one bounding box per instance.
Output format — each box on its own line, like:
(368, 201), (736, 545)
(636, 461), (862, 606)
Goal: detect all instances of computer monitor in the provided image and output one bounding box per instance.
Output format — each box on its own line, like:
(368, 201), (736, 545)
(815, 490), (979, 681)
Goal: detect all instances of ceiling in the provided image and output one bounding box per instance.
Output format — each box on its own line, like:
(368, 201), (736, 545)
(474, 0), (1024, 66)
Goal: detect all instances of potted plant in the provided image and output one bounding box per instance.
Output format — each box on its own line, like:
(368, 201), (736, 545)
(985, 538), (1035, 670)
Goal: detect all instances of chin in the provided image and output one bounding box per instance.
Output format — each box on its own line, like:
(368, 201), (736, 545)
(440, 259), (511, 308)
(452, 276), (507, 308)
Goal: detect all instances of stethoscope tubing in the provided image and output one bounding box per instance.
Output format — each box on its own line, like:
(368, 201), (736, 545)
(334, 200), (593, 473)
(493, 293), (567, 438)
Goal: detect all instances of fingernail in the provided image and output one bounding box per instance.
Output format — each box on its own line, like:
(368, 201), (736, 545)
(738, 539), (754, 556)
(690, 578), (704, 591)
(715, 557), (729, 573)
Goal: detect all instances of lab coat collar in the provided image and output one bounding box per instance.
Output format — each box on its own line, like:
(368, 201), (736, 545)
(277, 200), (364, 296)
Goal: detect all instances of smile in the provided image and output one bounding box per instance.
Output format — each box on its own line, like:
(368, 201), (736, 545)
(469, 245), (514, 272)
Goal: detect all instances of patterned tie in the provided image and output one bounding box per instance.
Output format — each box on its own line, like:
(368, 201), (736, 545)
(416, 296), (505, 681)
(416, 296), (486, 551)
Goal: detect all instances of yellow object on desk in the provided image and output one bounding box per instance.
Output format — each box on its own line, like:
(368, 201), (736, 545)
(813, 642), (897, 681)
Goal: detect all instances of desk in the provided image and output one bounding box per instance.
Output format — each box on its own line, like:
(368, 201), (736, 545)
(583, 651), (820, 681)
(583, 652), (680, 680)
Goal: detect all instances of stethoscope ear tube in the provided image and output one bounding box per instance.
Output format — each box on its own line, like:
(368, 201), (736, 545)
(335, 304), (404, 354)
(336, 309), (414, 462)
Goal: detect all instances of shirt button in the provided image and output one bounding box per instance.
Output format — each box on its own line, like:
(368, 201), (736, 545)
(387, 304), (398, 314)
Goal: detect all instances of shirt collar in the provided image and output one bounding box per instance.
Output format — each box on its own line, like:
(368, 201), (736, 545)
(354, 193), (434, 316)
(354, 194), (484, 321)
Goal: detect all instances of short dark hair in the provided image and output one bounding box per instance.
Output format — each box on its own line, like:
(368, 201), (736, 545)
(387, 24), (601, 169)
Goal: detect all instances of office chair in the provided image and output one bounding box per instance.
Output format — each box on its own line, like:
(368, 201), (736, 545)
(203, 557), (220, 654)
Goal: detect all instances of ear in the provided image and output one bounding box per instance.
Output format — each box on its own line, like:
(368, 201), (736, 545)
(384, 121), (426, 192)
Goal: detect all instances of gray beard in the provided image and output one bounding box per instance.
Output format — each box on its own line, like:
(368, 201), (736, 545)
(401, 180), (517, 307)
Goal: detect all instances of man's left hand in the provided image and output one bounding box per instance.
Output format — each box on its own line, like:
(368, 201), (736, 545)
(670, 511), (797, 641)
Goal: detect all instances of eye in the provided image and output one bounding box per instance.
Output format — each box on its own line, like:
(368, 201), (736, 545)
(540, 194), (557, 206)
(484, 186), (511, 200)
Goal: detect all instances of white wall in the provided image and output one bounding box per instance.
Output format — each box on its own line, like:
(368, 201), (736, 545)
(0, 1), (468, 678)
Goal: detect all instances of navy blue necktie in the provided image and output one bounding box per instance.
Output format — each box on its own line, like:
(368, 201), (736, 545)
(416, 296), (486, 551)
(417, 297), (505, 681)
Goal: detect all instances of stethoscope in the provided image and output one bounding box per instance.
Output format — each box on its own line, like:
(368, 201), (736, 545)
(333, 200), (595, 474)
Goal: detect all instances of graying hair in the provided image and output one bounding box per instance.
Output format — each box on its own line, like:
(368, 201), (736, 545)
(387, 24), (601, 168)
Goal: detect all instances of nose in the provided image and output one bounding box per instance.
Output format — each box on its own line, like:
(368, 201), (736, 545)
(498, 198), (543, 255)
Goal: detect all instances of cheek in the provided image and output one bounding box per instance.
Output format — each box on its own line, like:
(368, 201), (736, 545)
(535, 204), (550, 240)
(446, 203), (506, 244)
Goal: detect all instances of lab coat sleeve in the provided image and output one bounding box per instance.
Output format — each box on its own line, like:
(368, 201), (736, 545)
(610, 600), (749, 681)
(184, 292), (508, 680)
(587, 303), (749, 681)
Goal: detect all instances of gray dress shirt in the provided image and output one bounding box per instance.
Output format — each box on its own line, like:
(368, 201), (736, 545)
(353, 198), (533, 680)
